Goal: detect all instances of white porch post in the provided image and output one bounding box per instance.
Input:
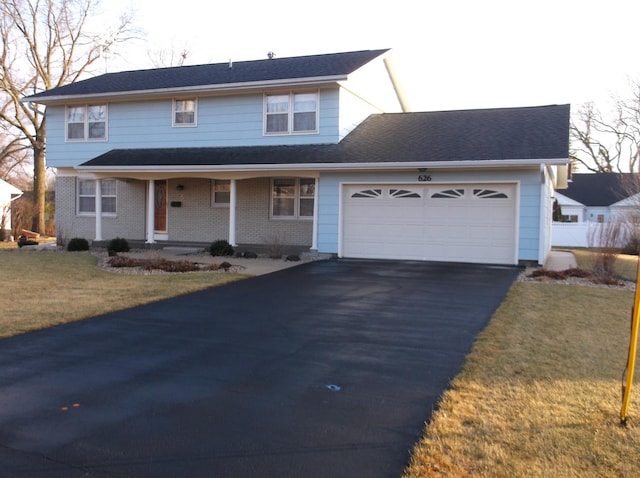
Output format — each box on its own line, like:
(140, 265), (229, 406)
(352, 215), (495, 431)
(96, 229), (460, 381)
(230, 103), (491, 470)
(146, 179), (155, 244)
(94, 179), (103, 241)
(311, 177), (319, 250)
(229, 179), (237, 246)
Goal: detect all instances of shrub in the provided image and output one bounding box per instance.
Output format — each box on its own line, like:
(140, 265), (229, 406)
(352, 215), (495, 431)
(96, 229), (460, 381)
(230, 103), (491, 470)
(209, 239), (234, 257)
(107, 237), (130, 254)
(621, 237), (640, 256)
(67, 237), (90, 251)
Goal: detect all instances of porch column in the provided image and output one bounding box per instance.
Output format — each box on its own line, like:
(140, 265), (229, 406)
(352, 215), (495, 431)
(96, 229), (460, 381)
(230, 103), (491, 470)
(229, 179), (237, 246)
(146, 179), (155, 244)
(311, 177), (319, 250)
(94, 179), (103, 241)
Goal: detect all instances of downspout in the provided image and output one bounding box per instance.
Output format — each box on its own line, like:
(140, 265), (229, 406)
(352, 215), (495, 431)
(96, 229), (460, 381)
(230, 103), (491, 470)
(538, 165), (550, 266)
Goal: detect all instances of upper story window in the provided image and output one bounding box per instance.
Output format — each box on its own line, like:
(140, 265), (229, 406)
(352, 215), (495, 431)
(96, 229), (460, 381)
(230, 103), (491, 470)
(78, 179), (116, 215)
(173, 98), (197, 126)
(66, 105), (107, 141)
(264, 91), (318, 135)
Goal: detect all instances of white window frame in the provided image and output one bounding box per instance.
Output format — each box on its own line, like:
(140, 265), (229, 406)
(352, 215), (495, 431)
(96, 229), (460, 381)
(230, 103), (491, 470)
(77, 179), (117, 216)
(211, 179), (230, 206)
(172, 98), (198, 127)
(271, 178), (315, 220)
(264, 91), (319, 135)
(66, 104), (108, 141)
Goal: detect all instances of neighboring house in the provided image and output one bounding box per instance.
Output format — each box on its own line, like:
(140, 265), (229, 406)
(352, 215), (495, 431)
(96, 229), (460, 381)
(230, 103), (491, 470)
(0, 178), (23, 240)
(553, 173), (640, 247)
(23, 49), (570, 265)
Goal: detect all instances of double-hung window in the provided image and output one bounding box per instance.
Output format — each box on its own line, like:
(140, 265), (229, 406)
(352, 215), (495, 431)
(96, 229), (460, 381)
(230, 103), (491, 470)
(211, 180), (230, 206)
(173, 98), (197, 126)
(271, 178), (315, 219)
(78, 179), (117, 215)
(66, 105), (107, 141)
(265, 91), (318, 134)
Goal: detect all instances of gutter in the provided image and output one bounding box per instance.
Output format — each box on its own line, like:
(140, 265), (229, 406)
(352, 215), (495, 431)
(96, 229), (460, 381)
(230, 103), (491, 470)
(75, 158), (570, 174)
(20, 75), (349, 105)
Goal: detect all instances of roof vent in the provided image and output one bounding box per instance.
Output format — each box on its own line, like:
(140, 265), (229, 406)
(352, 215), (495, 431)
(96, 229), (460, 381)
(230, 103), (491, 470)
(267, 51), (276, 60)
(228, 59), (233, 69)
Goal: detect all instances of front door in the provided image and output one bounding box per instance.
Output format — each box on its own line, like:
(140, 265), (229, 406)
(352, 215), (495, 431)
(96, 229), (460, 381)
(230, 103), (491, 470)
(154, 180), (167, 233)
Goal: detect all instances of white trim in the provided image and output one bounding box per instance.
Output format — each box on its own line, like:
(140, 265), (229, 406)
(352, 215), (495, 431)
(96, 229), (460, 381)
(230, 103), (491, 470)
(95, 179), (103, 241)
(65, 104), (108, 142)
(23, 75), (347, 105)
(146, 179), (155, 244)
(211, 179), (231, 206)
(263, 90), (319, 136)
(270, 177), (315, 220)
(76, 158), (569, 175)
(229, 179), (237, 246)
(538, 166), (548, 265)
(172, 98), (198, 127)
(311, 178), (319, 250)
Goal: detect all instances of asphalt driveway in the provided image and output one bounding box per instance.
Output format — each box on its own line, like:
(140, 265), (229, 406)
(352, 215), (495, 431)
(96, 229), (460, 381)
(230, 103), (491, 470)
(0, 259), (520, 477)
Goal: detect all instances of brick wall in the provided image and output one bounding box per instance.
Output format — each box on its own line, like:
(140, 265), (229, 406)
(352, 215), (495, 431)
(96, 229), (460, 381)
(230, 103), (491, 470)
(56, 176), (312, 247)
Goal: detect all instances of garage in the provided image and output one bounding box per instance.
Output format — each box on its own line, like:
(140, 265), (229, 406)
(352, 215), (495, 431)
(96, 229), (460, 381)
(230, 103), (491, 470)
(341, 182), (518, 264)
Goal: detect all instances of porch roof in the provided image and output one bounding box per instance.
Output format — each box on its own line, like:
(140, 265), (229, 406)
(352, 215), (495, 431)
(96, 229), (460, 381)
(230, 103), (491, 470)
(78, 105), (570, 171)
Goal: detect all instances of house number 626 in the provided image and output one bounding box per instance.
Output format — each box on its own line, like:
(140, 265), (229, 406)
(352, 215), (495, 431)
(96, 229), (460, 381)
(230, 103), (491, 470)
(418, 175), (432, 182)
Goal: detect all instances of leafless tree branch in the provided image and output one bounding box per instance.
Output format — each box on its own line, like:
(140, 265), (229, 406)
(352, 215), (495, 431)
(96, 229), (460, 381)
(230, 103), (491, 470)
(0, 0), (137, 233)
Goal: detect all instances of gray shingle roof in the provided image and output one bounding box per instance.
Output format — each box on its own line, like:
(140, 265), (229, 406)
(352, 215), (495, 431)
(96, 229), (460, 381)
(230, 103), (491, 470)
(560, 173), (640, 206)
(25, 49), (389, 100)
(80, 104), (570, 168)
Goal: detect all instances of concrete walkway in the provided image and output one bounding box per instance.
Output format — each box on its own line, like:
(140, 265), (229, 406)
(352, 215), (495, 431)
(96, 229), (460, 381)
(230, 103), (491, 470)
(121, 248), (332, 276)
(544, 250), (578, 271)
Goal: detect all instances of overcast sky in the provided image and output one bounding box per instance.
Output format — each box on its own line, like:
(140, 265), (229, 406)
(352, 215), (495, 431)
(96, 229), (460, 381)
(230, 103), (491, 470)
(101, 0), (640, 113)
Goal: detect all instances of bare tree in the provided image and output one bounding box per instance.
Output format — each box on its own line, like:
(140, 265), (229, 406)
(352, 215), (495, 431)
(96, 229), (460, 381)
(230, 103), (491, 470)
(571, 81), (640, 173)
(148, 43), (190, 68)
(0, 0), (136, 234)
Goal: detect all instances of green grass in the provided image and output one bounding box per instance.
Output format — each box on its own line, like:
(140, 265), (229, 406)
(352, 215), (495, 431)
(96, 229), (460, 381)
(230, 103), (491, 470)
(0, 251), (247, 338)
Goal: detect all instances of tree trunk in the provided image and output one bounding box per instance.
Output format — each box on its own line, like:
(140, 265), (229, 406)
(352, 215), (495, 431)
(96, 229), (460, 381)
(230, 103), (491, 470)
(32, 144), (46, 234)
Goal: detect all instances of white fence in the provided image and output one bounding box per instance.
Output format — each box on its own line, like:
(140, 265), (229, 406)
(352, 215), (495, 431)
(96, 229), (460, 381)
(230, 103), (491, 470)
(552, 222), (634, 248)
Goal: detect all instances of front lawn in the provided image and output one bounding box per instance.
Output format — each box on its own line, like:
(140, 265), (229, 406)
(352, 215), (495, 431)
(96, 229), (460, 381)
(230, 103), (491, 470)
(0, 251), (246, 338)
(404, 277), (640, 477)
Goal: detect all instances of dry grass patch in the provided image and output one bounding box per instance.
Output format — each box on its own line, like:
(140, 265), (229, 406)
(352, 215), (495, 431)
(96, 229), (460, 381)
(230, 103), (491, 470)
(0, 251), (246, 338)
(404, 282), (640, 477)
(569, 249), (638, 281)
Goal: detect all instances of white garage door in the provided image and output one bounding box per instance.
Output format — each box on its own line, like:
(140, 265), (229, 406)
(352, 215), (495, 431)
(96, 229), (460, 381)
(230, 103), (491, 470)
(342, 183), (518, 264)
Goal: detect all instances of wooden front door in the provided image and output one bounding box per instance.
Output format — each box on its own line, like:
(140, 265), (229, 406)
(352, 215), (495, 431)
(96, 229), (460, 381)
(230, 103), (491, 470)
(154, 180), (167, 233)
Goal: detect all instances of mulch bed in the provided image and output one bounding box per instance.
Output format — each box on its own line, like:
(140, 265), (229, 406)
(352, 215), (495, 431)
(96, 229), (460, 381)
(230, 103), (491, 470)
(519, 267), (635, 290)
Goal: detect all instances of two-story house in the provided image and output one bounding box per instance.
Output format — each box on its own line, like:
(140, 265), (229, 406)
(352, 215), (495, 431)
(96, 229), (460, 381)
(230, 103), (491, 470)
(23, 49), (570, 265)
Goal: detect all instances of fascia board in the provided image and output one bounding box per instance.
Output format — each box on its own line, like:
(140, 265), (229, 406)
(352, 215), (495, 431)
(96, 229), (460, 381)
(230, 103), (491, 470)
(75, 158), (569, 174)
(21, 75), (347, 105)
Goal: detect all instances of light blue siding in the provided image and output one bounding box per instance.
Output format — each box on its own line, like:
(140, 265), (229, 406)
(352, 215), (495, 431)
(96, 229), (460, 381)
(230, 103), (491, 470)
(317, 168), (544, 262)
(46, 88), (342, 168)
